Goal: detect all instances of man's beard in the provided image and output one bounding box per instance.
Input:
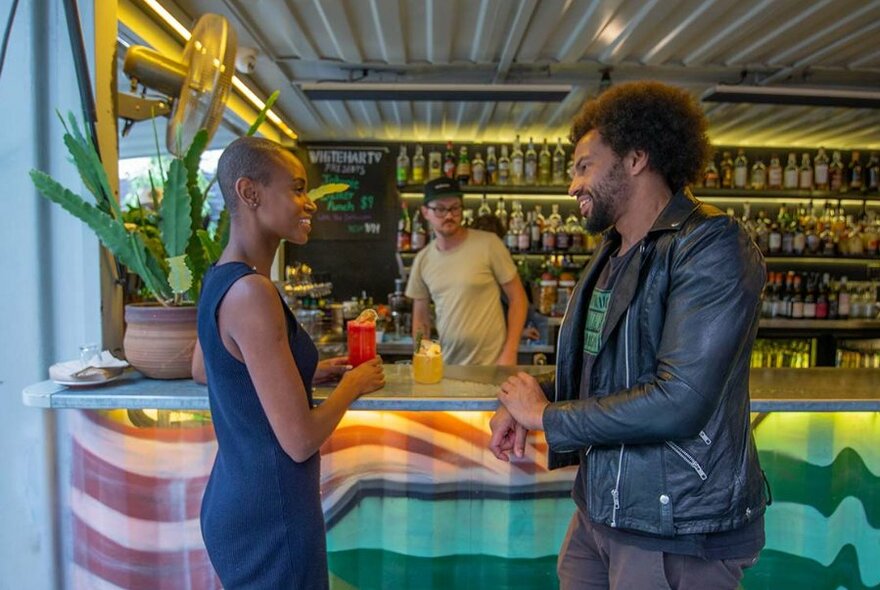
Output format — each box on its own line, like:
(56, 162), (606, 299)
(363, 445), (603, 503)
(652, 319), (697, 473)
(583, 159), (630, 234)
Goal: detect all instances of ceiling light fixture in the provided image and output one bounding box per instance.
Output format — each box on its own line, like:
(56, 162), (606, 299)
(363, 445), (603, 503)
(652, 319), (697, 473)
(701, 84), (880, 109)
(298, 82), (572, 102)
(139, 0), (297, 139)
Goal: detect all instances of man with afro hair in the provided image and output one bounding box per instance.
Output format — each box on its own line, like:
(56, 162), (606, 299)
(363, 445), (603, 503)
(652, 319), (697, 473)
(491, 81), (769, 589)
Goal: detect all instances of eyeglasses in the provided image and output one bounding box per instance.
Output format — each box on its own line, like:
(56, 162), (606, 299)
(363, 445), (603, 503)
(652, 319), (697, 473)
(426, 204), (463, 216)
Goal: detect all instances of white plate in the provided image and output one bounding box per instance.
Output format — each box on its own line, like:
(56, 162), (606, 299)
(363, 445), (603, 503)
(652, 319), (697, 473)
(52, 373), (123, 387)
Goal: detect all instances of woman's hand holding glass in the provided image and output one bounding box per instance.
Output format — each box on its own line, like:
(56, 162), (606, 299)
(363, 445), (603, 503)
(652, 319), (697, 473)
(338, 355), (385, 399)
(313, 356), (353, 384)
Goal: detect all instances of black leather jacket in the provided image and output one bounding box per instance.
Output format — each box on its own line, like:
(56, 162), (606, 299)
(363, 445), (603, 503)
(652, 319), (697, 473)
(542, 189), (768, 536)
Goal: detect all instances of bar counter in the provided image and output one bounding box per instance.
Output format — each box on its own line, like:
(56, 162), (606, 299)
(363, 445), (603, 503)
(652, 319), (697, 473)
(23, 367), (880, 590)
(22, 365), (880, 411)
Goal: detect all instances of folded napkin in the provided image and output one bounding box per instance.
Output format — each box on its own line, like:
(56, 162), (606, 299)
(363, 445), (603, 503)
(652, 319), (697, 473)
(49, 352), (129, 383)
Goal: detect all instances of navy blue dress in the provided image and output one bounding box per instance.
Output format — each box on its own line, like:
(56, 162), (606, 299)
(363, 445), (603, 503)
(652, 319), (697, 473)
(198, 262), (327, 589)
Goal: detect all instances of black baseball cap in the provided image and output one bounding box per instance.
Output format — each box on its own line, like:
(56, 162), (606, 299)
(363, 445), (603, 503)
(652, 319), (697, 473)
(423, 177), (464, 204)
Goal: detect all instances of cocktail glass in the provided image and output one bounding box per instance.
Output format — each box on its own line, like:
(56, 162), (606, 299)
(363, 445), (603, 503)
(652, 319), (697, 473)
(347, 310), (378, 366)
(413, 340), (443, 384)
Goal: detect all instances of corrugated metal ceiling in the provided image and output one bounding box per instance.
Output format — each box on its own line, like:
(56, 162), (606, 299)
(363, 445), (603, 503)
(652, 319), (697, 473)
(130, 0), (880, 149)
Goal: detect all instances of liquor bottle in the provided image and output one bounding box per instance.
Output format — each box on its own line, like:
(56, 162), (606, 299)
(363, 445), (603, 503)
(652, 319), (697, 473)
(733, 149), (749, 189)
(783, 153), (799, 189)
(531, 205), (544, 247)
(524, 137), (538, 185)
(471, 151), (486, 186)
(767, 154), (783, 189)
(552, 205), (569, 250)
(462, 209), (474, 227)
(457, 146), (471, 185)
(815, 275), (829, 319)
(819, 202), (836, 255)
(838, 276), (851, 319)
(517, 211), (531, 252)
(740, 201), (757, 243)
(511, 135), (525, 185)
(848, 150), (863, 193)
(412, 145), (426, 184)
(829, 151), (844, 192)
(552, 138), (567, 185)
(396, 145), (410, 188)
(777, 204), (793, 254)
(867, 152), (880, 193)
(562, 210), (579, 249)
(443, 141), (457, 178)
(704, 159), (719, 188)
(428, 147), (443, 180)
(754, 210), (770, 254)
(826, 273), (839, 319)
(799, 153), (814, 190)
(410, 208), (426, 251)
(504, 203), (519, 250)
(721, 151), (735, 189)
(477, 194), (492, 217)
(844, 214), (863, 256)
(790, 275), (804, 319)
(750, 158), (767, 190)
(397, 202), (411, 251)
(814, 147), (829, 190)
(793, 203), (807, 255)
(538, 138), (552, 185)
(768, 221), (782, 254)
(509, 201), (525, 250)
(804, 200), (820, 254)
(495, 197), (508, 232)
(498, 145), (511, 186)
(486, 146), (498, 185)
(504, 219), (518, 251)
(541, 219), (556, 252)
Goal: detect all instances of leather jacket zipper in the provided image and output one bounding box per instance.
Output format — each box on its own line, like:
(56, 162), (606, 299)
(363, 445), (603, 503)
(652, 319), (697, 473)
(611, 305), (635, 527)
(666, 441), (708, 480)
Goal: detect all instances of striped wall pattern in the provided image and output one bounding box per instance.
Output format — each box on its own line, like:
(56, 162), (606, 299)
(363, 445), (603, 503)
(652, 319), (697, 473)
(65, 409), (878, 589)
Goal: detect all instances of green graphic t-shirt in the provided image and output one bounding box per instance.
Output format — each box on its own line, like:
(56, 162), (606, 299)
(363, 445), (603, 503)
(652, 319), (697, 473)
(584, 288), (612, 355)
(579, 243), (640, 401)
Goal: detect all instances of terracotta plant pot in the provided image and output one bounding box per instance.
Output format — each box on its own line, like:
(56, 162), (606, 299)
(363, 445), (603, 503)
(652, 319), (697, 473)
(123, 304), (197, 379)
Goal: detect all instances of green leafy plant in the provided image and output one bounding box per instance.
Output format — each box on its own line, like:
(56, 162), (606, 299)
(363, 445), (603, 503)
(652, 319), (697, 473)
(30, 115), (216, 305)
(28, 91), (283, 306)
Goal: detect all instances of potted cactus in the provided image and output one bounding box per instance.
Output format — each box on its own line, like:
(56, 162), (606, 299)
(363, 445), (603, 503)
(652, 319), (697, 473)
(30, 114), (224, 378)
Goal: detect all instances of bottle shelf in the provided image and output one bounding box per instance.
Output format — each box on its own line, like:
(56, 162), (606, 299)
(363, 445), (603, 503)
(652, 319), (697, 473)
(764, 255), (880, 262)
(759, 318), (880, 330)
(693, 188), (880, 202)
(397, 250), (879, 263)
(400, 184), (568, 196)
(531, 315), (880, 333)
(399, 184), (880, 202)
(397, 249), (591, 259)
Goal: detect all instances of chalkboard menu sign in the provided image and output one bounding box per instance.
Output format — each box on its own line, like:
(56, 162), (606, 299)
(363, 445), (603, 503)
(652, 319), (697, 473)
(288, 143), (400, 301)
(299, 145), (393, 241)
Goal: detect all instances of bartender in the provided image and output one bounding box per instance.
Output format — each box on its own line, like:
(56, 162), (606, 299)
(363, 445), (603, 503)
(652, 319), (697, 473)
(405, 177), (528, 365)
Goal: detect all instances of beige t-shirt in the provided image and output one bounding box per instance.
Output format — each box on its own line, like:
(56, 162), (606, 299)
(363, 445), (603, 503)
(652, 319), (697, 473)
(405, 229), (518, 365)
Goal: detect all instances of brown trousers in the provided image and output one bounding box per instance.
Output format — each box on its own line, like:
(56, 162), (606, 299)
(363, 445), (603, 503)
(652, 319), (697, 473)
(557, 509), (759, 590)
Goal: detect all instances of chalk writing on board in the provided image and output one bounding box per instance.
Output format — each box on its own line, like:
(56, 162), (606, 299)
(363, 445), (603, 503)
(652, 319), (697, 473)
(300, 147), (390, 240)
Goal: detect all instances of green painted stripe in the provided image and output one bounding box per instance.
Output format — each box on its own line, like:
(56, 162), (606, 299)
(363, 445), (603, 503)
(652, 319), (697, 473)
(765, 499), (879, 586)
(329, 549), (559, 590)
(760, 447), (880, 528)
(743, 545), (879, 590)
(327, 495), (574, 559)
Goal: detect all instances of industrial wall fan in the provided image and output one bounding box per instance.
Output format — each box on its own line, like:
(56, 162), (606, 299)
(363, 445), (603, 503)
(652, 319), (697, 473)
(118, 13), (237, 155)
